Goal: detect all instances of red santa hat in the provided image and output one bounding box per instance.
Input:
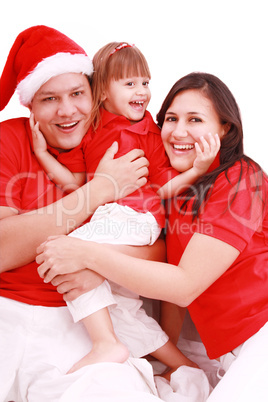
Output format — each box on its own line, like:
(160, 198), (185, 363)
(0, 25), (93, 110)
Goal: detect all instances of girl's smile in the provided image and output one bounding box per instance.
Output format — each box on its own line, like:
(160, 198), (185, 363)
(102, 76), (151, 123)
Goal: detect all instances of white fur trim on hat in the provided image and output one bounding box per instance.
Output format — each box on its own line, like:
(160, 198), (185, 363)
(17, 52), (93, 106)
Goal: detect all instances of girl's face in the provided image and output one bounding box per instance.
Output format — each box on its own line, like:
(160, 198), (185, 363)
(102, 76), (151, 123)
(161, 89), (227, 172)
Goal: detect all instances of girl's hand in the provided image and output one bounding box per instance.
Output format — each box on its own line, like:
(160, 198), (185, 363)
(193, 133), (220, 175)
(30, 112), (47, 155)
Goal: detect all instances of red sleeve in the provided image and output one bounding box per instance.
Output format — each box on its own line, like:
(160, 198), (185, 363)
(197, 164), (267, 251)
(0, 119), (27, 210)
(141, 132), (178, 189)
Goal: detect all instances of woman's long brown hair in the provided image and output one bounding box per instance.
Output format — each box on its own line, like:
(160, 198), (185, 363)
(157, 72), (266, 219)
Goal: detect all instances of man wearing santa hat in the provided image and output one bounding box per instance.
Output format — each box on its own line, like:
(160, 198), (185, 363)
(0, 26), (155, 401)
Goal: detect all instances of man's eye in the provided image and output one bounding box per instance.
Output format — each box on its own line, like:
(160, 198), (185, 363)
(43, 97), (56, 102)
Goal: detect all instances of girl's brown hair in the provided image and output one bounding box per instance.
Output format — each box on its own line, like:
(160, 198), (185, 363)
(91, 42), (151, 130)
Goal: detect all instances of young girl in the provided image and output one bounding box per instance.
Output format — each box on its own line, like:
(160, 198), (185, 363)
(32, 43), (220, 376)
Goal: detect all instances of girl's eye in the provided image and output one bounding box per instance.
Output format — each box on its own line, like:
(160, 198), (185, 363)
(143, 81), (149, 86)
(126, 82), (134, 87)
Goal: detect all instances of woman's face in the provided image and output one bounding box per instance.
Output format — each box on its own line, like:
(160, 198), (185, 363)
(161, 89), (226, 172)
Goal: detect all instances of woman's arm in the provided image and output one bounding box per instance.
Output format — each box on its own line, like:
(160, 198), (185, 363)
(47, 238), (167, 301)
(36, 232), (240, 306)
(0, 145), (149, 272)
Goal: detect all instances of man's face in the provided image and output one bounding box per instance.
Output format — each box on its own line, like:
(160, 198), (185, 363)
(30, 73), (92, 151)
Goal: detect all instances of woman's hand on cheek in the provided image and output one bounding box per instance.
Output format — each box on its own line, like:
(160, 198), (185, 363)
(36, 235), (87, 283)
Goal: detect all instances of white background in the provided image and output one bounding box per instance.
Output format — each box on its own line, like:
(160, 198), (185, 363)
(1, 0), (267, 171)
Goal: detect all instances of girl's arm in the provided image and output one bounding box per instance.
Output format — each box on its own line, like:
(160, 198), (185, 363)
(158, 133), (220, 199)
(0, 144), (149, 272)
(30, 114), (86, 192)
(36, 231), (240, 306)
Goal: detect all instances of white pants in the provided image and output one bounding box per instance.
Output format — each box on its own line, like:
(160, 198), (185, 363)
(67, 203), (168, 357)
(0, 297), (160, 402)
(207, 321), (268, 401)
(69, 203), (161, 246)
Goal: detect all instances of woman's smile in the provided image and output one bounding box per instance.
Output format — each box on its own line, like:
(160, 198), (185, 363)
(161, 89), (226, 172)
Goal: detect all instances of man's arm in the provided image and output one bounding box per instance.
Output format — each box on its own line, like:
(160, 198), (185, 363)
(0, 145), (149, 272)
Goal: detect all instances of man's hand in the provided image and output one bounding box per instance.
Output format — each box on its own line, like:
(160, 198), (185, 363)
(51, 269), (104, 302)
(93, 142), (149, 201)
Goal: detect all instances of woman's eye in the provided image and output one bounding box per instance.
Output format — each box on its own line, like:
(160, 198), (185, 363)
(190, 117), (202, 123)
(165, 116), (176, 122)
(72, 91), (82, 96)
